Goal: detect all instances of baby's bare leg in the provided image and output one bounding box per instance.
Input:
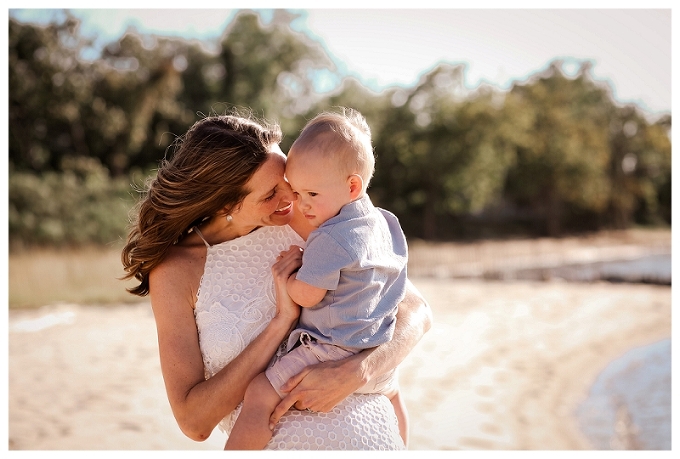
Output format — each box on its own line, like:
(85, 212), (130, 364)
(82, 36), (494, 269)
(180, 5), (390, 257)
(224, 372), (282, 450)
(387, 388), (409, 447)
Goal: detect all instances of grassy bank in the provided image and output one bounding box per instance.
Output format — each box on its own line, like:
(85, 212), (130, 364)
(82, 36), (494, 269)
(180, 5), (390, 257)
(8, 244), (145, 308)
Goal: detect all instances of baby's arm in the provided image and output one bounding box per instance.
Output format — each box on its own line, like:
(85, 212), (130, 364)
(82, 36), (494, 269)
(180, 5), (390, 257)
(287, 272), (326, 307)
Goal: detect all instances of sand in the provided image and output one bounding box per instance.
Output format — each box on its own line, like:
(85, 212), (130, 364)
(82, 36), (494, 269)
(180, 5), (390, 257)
(7, 277), (671, 450)
(399, 279), (670, 450)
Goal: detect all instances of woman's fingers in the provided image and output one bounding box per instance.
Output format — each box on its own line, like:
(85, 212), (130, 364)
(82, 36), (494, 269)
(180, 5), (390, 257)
(278, 245), (303, 257)
(269, 366), (316, 426)
(278, 365), (310, 393)
(271, 360), (351, 422)
(272, 246), (303, 277)
(269, 392), (301, 428)
(269, 385), (333, 427)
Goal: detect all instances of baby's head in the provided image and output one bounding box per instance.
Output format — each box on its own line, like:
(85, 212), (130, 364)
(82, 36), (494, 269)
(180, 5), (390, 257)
(286, 108), (375, 227)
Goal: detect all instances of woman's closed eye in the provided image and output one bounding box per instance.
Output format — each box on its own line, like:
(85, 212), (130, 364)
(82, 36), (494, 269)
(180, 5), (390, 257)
(263, 188), (277, 202)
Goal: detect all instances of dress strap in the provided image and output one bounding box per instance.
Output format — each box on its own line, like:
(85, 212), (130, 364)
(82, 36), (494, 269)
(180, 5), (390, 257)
(193, 226), (211, 248)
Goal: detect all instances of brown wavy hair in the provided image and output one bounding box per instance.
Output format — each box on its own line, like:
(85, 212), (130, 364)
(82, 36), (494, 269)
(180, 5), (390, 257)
(121, 113), (282, 296)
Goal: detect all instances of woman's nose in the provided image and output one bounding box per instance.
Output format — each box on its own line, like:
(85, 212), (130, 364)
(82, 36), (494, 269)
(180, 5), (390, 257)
(280, 186), (296, 202)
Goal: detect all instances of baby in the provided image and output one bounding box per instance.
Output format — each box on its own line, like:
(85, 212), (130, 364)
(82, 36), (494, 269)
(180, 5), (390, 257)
(225, 108), (409, 449)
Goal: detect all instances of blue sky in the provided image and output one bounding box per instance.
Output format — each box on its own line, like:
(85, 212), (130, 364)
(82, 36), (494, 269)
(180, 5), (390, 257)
(7, 6), (673, 116)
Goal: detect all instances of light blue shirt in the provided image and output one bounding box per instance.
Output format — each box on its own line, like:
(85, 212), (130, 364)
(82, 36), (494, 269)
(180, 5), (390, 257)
(286, 195), (408, 350)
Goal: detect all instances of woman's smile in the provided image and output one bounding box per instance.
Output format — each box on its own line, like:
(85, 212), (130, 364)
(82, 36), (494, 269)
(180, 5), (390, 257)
(275, 202), (293, 215)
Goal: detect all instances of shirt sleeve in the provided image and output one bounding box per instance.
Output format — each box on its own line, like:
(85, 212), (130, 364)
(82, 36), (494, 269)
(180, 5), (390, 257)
(295, 230), (354, 291)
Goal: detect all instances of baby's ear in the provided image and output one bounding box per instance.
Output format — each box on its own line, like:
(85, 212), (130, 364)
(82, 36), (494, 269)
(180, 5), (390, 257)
(348, 174), (364, 200)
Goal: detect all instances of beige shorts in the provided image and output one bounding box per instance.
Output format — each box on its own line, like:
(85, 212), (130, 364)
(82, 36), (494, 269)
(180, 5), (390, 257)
(265, 333), (398, 398)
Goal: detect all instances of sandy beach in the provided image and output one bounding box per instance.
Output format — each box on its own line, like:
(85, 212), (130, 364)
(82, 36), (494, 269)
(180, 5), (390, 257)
(8, 276), (671, 450)
(400, 279), (670, 450)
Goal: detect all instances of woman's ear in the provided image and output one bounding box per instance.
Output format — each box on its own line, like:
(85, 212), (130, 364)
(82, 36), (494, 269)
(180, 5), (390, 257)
(221, 202), (240, 219)
(348, 174), (364, 200)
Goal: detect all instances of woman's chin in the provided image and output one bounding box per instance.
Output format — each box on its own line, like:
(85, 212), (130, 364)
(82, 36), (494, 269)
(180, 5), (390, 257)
(269, 210), (293, 226)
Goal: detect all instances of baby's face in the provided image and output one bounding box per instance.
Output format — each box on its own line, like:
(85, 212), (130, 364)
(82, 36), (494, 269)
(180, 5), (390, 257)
(285, 151), (352, 227)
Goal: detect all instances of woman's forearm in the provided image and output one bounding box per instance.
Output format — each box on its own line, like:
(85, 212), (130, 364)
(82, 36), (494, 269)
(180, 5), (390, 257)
(355, 280), (432, 384)
(174, 313), (296, 441)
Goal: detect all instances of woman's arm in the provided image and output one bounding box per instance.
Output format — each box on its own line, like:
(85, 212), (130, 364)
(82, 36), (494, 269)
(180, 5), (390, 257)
(150, 246), (301, 441)
(268, 279), (432, 423)
(352, 278), (432, 383)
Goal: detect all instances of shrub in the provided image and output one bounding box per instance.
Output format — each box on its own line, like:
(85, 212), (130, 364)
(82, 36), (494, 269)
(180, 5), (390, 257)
(8, 157), (137, 249)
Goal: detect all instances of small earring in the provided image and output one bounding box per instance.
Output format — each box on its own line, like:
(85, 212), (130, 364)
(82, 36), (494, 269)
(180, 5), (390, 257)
(226, 215), (233, 222)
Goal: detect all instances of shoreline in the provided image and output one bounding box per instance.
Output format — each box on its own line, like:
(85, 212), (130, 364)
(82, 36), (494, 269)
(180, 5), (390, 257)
(541, 329), (669, 450)
(399, 279), (671, 450)
(8, 278), (671, 450)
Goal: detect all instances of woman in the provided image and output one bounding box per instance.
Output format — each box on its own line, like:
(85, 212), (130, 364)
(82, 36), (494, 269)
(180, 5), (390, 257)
(121, 112), (431, 449)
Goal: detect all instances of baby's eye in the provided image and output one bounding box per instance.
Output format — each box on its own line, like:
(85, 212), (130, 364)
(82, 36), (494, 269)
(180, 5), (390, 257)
(308, 192), (318, 197)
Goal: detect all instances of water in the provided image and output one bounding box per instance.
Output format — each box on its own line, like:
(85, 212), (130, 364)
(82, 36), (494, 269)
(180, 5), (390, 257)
(515, 253), (671, 284)
(580, 254), (671, 284)
(574, 339), (671, 450)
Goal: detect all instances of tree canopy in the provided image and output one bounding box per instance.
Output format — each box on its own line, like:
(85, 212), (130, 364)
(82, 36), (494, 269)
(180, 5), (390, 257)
(8, 11), (671, 247)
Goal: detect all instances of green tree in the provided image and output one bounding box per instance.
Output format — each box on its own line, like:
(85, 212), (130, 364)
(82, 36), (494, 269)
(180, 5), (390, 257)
(7, 13), (671, 247)
(502, 61), (613, 236)
(214, 11), (334, 117)
(607, 107), (671, 227)
(104, 10), (341, 170)
(97, 30), (195, 174)
(9, 15), (96, 172)
(8, 158), (133, 248)
(371, 64), (516, 239)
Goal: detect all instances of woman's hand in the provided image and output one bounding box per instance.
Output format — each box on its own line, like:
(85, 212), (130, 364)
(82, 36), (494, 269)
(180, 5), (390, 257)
(271, 246), (303, 323)
(268, 352), (366, 426)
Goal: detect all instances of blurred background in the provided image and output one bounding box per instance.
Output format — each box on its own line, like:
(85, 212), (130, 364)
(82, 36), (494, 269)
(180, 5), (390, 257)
(5, 6), (672, 451)
(6, 8), (671, 252)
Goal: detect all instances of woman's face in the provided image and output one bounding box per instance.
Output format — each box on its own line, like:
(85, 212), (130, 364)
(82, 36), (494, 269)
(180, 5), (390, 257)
(231, 145), (296, 228)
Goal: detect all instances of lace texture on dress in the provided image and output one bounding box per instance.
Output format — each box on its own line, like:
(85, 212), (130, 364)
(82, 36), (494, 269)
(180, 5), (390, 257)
(194, 225), (404, 450)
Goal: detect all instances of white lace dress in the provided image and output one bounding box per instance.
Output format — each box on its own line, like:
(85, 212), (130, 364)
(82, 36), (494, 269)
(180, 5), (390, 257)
(193, 224), (405, 450)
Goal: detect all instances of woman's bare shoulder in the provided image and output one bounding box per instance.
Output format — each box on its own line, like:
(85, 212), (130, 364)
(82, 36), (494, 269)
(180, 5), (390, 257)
(156, 236), (203, 269)
(149, 235), (208, 302)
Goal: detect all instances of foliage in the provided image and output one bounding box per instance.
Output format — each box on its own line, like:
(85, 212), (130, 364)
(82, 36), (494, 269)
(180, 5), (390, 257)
(8, 157), (135, 248)
(502, 62), (615, 236)
(7, 11), (672, 247)
(370, 65), (518, 239)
